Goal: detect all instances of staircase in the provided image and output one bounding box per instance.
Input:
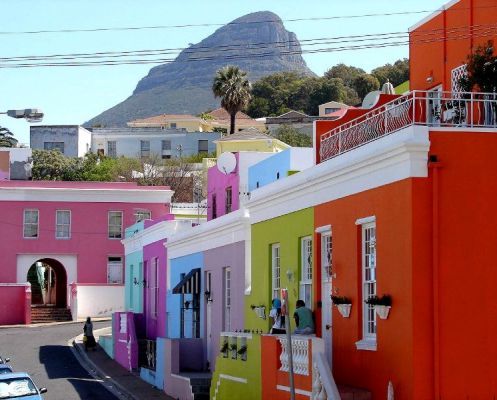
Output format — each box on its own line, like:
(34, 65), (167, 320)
(338, 385), (372, 400)
(190, 375), (211, 400)
(31, 306), (72, 323)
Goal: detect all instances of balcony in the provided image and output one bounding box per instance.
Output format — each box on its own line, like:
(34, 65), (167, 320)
(320, 91), (497, 162)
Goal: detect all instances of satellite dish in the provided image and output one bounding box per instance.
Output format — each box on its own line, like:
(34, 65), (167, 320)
(217, 152), (237, 175)
(362, 90), (381, 109)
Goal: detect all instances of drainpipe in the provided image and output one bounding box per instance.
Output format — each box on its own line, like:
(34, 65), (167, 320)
(429, 155), (441, 399)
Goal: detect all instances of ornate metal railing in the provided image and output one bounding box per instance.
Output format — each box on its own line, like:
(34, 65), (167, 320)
(320, 91), (497, 162)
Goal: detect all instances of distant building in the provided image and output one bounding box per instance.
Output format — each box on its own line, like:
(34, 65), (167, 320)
(91, 127), (220, 159)
(214, 127), (289, 155)
(0, 147), (32, 180)
(30, 125), (92, 157)
(318, 101), (350, 117)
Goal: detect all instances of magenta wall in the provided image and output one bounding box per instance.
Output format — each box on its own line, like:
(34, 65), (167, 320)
(207, 154), (240, 221)
(0, 285), (30, 325)
(113, 311), (138, 370)
(0, 199), (169, 283)
(203, 241), (245, 370)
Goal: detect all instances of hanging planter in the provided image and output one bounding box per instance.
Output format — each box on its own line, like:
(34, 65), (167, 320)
(365, 294), (392, 320)
(331, 295), (352, 318)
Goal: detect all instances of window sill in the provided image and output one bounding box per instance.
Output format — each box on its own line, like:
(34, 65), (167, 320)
(355, 338), (377, 351)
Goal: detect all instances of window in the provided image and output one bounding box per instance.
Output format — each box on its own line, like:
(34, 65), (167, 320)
(300, 236), (313, 308)
(271, 244), (281, 300)
(150, 258), (159, 318)
(362, 222), (377, 339)
(198, 140), (208, 154)
(23, 209), (39, 238)
(108, 211), (123, 239)
(134, 210), (151, 222)
(212, 194), (217, 219)
(107, 256), (123, 284)
(140, 140), (150, 159)
(223, 267), (231, 331)
(56, 210), (71, 239)
(170, 123), (177, 129)
(43, 142), (65, 153)
(324, 107), (339, 115)
(107, 141), (117, 158)
(161, 140), (171, 150)
(225, 186), (232, 214)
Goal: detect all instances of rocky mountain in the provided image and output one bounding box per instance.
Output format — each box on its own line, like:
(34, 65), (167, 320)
(85, 11), (314, 127)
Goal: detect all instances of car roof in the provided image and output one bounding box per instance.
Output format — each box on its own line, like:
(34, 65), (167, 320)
(0, 372), (30, 379)
(0, 365), (12, 369)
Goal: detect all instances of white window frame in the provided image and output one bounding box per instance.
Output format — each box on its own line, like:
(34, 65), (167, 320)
(108, 211), (123, 239)
(225, 186), (232, 214)
(299, 236), (313, 309)
(355, 217), (377, 351)
(150, 257), (159, 319)
(107, 256), (123, 284)
(223, 267), (231, 332)
(271, 244), (281, 300)
(55, 210), (71, 239)
(134, 210), (151, 222)
(23, 209), (39, 239)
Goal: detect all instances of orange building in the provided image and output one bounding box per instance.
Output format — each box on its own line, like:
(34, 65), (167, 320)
(309, 1), (497, 398)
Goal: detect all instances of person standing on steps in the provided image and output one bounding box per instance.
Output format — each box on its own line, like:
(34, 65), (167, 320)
(83, 316), (97, 351)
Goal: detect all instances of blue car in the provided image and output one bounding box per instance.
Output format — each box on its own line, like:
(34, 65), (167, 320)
(0, 366), (13, 375)
(0, 373), (47, 399)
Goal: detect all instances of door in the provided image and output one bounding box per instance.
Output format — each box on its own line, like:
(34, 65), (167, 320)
(320, 232), (333, 367)
(206, 271), (213, 368)
(427, 85), (442, 126)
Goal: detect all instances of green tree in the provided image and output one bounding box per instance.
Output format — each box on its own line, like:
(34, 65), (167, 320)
(31, 150), (82, 180)
(371, 58), (409, 87)
(274, 125), (312, 147)
(324, 64), (365, 87)
(0, 126), (18, 148)
(353, 74), (380, 99)
(212, 65), (252, 135)
(304, 78), (347, 115)
(459, 40), (497, 93)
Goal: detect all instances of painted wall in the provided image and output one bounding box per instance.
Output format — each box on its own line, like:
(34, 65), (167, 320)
(91, 128), (219, 158)
(167, 252), (204, 339)
(30, 125), (83, 157)
(246, 208), (314, 333)
(203, 241), (245, 370)
(125, 249), (144, 313)
(210, 334), (262, 400)
(248, 148), (313, 192)
(207, 155), (240, 221)
(75, 284), (125, 319)
(215, 139), (289, 156)
(409, 0), (497, 92)
(0, 284), (30, 325)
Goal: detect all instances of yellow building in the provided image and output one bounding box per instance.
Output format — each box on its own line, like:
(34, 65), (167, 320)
(214, 127), (289, 155)
(127, 114), (211, 132)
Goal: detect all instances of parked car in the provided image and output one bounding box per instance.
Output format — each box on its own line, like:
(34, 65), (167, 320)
(0, 365), (13, 375)
(0, 372), (47, 399)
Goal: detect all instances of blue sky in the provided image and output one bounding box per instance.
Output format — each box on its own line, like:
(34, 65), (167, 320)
(1, 0), (444, 145)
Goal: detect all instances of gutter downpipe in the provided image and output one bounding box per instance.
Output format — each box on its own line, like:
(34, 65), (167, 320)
(430, 157), (441, 400)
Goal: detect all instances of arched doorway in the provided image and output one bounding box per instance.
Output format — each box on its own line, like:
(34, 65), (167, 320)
(26, 258), (67, 308)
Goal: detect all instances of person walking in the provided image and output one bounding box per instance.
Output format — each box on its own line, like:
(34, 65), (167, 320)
(83, 316), (97, 351)
(293, 300), (315, 335)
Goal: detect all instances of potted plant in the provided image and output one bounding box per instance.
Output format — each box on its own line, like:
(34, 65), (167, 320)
(220, 340), (228, 358)
(331, 295), (352, 318)
(237, 345), (247, 361)
(365, 294), (392, 319)
(230, 342), (238, 359)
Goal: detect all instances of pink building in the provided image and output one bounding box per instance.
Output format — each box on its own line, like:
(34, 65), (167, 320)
(0, 180), (172, 325)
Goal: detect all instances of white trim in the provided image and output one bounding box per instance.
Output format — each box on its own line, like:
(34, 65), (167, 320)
(276, 385), (312, 397)
(0, 283), (31, 287)
(249, 125), (430, 224)
(408, 0), (461, 32)
(108, 210), (123, 240)
(219, 374), (247, 384)
(315, 224), (331, 234)
(0, 186), (173, 204)
(170, 373), (192, 382)
(355, 216), (376, 226)
(429, 127), (497, 133)
(220, 332), (253, 339)
(23, 209), (39, 239)
(355, 338), (377, 351)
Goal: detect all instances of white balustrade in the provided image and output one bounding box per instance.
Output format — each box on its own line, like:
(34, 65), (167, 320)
(278, 337), (310, 376)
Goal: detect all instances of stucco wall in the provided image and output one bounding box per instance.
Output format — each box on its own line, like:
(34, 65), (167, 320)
(125, 250), (144, 313)
(0, 284), (30, 325)
(76, 284), (124, 319)
(30, 126), (80, 157)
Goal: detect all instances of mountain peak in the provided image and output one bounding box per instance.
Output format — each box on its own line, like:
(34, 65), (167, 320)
(85, 11), (314, 127)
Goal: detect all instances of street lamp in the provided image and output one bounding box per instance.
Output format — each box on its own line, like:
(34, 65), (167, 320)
(0, 108), (44, 123)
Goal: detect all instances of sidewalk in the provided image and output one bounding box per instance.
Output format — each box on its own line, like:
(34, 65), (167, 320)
(70, 328), (173, 400)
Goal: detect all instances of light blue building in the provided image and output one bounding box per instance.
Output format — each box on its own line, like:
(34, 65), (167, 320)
(248, 147), (314, 192)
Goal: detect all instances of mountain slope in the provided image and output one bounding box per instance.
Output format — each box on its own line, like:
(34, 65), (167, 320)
(85, 11), (314, 127)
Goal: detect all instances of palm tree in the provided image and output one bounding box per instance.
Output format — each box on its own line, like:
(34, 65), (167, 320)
(212, 65), (252, 135)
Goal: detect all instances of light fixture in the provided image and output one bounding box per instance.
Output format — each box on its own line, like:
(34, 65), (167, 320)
(286, 269), (294, 282)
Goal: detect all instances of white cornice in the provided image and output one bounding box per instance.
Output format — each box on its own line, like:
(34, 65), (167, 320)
(121, 219), (193, 255)
(0, 187), (173, 204)
(167, 208), (250, 259)
(248, 125), (430, 224)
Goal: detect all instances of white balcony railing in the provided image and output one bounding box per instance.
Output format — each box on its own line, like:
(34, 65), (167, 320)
(279, 336), (310, 375)
(320, 91), (497, 162)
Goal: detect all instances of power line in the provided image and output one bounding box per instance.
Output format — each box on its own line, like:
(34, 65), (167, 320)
(0, 23), (495, 69)
(0, 4), (496, 36)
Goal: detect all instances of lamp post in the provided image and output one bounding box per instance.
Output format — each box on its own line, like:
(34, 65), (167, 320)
(0, 108), (44, 123)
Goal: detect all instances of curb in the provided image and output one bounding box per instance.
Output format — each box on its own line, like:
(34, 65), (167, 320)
(0, 317), (112, 330)
(69, 329), (137, 400)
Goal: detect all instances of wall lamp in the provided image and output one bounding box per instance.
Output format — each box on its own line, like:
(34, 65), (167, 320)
(133, 277), (146, 286)
(286, 269), (294, 282)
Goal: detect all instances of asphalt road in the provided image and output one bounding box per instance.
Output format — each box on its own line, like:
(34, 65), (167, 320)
(0, 321), (119, 400)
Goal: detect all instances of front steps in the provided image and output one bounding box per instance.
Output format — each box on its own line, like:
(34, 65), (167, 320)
(31, 306), (72, 324)
(338, 385), (372, 400)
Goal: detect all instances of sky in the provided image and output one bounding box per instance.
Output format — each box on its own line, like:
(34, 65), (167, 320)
(0, 0), (446, 145)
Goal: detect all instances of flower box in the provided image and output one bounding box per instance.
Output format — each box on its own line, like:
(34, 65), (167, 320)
(336, 304), (351, 318)
(375, 305), (391, 320)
